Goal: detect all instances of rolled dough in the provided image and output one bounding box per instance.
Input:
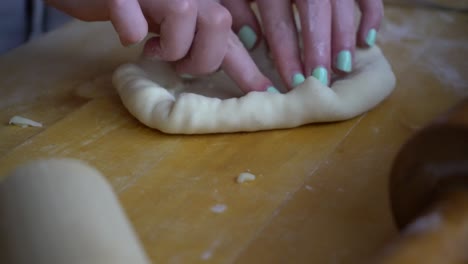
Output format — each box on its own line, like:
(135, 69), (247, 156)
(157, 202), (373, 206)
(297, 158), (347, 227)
(112, 45), (395, 134)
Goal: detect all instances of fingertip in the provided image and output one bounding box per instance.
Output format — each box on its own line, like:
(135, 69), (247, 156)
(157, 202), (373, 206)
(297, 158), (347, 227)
(311, 66), (329, 86)
(222, 0), (262, 50)
(229, 73), (274, 94)
(365, 28), (377, 47)
(114, 21), (147, 47)
(357, 0), (384, 47)
(237, 25), (259, 51)
(257, 0), (303, 90)
(229, 65), (273, 94)
(292, 73), (306, 87)
(357, 21), (380, 48)
(109, 0), (148, 46)
(296, 0), (331, 86)
(358, 26), (379, 48)
(120, 30), (147, 47)
(331, 0), (356, 73)
(334, 50), (353, 73)
(266, 86), (281, 94)
(173, 62), (191, 77)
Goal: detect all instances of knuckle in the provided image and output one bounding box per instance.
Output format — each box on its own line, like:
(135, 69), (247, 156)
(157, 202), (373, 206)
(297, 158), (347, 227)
(201, 6), (232, 29)
(167, 0), (196, 15)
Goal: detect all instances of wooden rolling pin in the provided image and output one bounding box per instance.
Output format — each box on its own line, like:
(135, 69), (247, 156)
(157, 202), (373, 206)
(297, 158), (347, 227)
(0, 159), (150, 264)
(376, 98), (468, 264)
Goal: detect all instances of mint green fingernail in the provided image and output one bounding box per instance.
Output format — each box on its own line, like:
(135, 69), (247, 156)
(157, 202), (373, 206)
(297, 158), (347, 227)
(312, 67), (328, 86)
(366, 29), (377, 47)
(336, 50), (352, 73)
(238, 25), (257, 50)
(267, 86), (280, 94)
(180, 74), (194, 79)
(292, 73), (305, 87)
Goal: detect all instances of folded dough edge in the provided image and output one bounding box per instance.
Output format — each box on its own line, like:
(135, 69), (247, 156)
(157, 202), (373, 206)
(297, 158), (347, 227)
(112, 46), (396, 134)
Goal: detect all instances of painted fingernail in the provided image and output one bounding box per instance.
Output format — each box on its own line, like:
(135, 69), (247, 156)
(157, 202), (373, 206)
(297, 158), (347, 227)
(238, 25), (257, 50)
(312, 67), (329, 86)
(366, 29), (377, 47)
(292, 73), (306, 87)
(336, 50), (352, 73)
(180, 74), (194, 79)
(267, 86), (280, 94)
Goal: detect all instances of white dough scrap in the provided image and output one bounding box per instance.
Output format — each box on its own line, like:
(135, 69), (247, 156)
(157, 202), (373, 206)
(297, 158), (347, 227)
(237, 172), (256, 184)
(210, 204), (227, 214)
(9, 116), (43, 128)
(112, 46), (395, 134)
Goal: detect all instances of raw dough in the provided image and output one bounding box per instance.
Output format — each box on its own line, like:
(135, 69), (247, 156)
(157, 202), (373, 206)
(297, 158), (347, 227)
(112, 45), (395, 134)
(237, 172), (256, 184)
(211, 204), (228, 213)
(9, 116), (43, 128)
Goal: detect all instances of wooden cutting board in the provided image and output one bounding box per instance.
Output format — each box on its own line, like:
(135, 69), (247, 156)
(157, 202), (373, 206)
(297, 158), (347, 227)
(0, 5), (466, 263)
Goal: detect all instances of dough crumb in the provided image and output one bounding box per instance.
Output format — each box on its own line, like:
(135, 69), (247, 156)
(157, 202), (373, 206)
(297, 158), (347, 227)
(237, 172), (256, 184)
(210, 204), (227, 214)
(9, 116), (43, 128)
(305, 185), (314, 191)
(200, 250), (212, 260)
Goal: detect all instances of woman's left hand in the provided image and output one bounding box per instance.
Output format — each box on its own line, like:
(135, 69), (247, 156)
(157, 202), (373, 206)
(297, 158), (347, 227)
(221, 0), (384, 89)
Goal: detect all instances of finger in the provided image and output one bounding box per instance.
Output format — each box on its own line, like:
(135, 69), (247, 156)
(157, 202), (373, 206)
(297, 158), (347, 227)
(221, 0), (261, 51)
(222, 31), (274, 94)
(295, 0), (332, 86)
(175, 2), (232, 75)
(142, 0), (197, 61)
(108, 0), (148, 46)
(356, 0), (383, 47)
(331, 0), (355, 74)
(257, 0), (304, 90)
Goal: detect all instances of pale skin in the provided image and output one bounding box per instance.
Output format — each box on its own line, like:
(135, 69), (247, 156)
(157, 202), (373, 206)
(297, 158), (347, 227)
(45, 0), (383, 93)
(222, 0), (384, 89)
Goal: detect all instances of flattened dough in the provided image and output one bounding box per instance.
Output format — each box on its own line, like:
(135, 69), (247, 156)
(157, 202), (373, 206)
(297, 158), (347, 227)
(112, 46), (395, 134)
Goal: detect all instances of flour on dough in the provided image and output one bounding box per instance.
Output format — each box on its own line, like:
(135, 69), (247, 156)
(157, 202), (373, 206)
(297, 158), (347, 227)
(112, 44), (395, 134)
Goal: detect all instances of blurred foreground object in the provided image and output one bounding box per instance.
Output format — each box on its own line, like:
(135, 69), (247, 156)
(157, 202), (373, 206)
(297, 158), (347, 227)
(377, 98), (468, 263)
(0, 159), (150, 264)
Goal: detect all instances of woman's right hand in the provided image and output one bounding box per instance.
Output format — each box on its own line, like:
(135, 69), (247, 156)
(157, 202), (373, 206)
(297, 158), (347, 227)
(46, 0), (275, 93)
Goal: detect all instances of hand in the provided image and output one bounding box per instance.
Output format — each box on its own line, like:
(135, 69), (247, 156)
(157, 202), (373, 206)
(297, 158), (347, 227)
(46, 0), (274, 93)
(221, 0), (384, 89)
